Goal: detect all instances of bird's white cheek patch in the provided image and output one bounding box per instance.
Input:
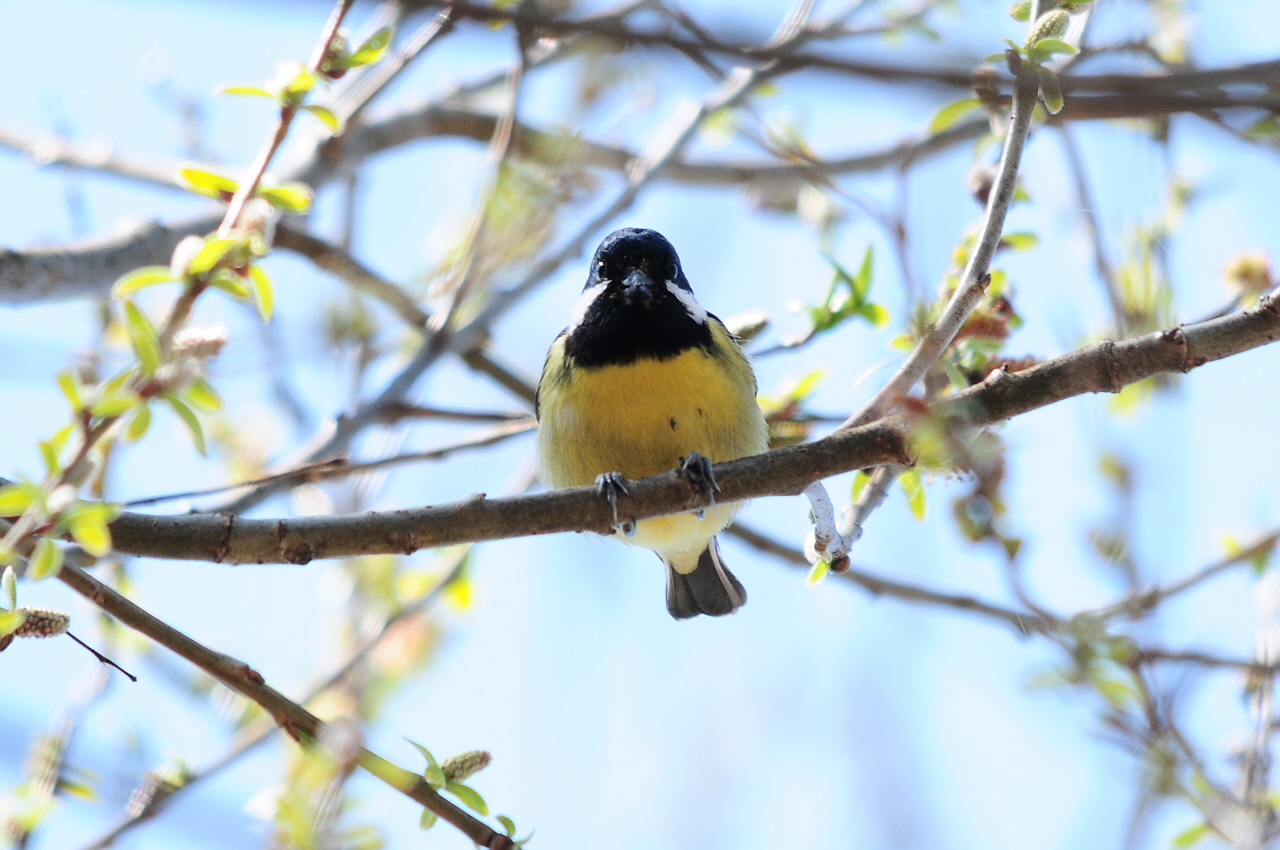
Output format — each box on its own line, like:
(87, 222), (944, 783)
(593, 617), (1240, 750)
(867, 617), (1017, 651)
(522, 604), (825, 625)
(665, 281), (707, 324)
(568, 282), (608, 332)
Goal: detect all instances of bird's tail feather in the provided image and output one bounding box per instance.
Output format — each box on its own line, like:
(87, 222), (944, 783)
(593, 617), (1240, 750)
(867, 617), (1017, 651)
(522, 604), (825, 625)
(664, 538), (746, 619)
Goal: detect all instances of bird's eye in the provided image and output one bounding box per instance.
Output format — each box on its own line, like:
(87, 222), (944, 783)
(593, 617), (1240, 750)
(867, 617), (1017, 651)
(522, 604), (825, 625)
(667, 261), (679, 279)
(596, 260), (607, 277)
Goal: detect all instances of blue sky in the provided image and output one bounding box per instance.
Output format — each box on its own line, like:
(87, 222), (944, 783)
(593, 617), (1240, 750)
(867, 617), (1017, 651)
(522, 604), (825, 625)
(2, 1), (1279, 849)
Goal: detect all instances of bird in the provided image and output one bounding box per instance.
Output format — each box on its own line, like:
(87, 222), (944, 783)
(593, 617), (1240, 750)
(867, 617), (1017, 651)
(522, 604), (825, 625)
(535, 227), (769, 619)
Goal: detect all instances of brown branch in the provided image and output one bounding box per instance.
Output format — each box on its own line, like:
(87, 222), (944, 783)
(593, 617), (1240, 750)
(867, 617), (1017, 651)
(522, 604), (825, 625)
(56, 562), (513, 849)
(99, 290), (1280, 564)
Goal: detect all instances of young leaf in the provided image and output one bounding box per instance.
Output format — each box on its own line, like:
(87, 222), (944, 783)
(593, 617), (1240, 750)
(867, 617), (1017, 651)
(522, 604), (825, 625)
(0, 609), (25, 638)
(497, 816), (517, 836)
(91, 390), (141, 419)
(1037, 67), (1064, 115)
(929, 98), (981, 134)
(258, 183), (313, 214)
(444, 781), (488, 816)
(1029, 38), (1078, 62)
(899, 468), (927, 521)
(208, 270), (250, 299)
(215, 85), (278, 100)
(189, 237), (240, 275)
(122, 302), (161, 377)
(248, 265), (274, 322)
(850, 470), (870, 503)
(56, 371), (84, 411)
(63, 503), (119, 558)
(806, 558), (831, 587)
(347, 27), (393, 67)
(178, 166), (239, 199)
(301, 104), (342, 133)
(163, 393), (206, 456)
(125, 405), (152, 442)
(112, 267), (177, 299)
(29, 538), (64, 580)
(405, 739), (447, 790)
(1008, 1), (1031, 20)
(419, 809), (438, 830)
(184, 377), (222, 413)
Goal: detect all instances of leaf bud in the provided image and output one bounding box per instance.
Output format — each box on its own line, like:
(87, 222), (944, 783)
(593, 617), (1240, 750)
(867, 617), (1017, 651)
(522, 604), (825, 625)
(441, 750), (491, 782)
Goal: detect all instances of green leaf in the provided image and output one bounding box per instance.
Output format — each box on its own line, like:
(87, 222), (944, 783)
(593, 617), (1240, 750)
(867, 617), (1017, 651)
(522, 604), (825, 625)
(347, 27), (393, 67)
(248, 265), (274, 322)
(497, 816), (517, 836)
(215, 85), (278, 100)
(929, 98), (981, 134)
(301, 104), (342, 133)
(208, 270), (250, 299)
(3, 564), (16, 609)
(0, 484), (36, 518)
(856, 302), (889, 329)
(185, 377), (222, 413)
(419, 809), (438, 830)
(1037, 66), (1064, 114)
(850, 470), (870, 502)
(1008, 1), (1031, 21)
(445, 781), (488, 815)
(405, 739), (447, 790)
(63, 503), (119, 558)
(0, 609), (25, 637)
(806, 558), (831, 587)
(852, 245), (873, 299)
(57, 371), (84, 411)
(257, 183), (313, 214)
(163, 393), (206, 456)
(1002, 38), (1024, 54)
(123, 301), (161, 377)
(281, 66), (318, 97)
(899, 468), (927, 520)
(1001, 232), (1039, 251)
(1029, 38), (1077, 60)
(189, 237), (240, 275)
(90, 390), (141, 419)
(29, 537), (64, 580)
(112, 267), (178, 299)
(1170, 822), (1210, 849)
(125, 405), (152, 442)
(178, 166), (239, 199)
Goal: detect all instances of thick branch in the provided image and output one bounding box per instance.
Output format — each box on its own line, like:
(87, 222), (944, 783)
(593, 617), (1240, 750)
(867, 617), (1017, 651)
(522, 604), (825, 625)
(56, 562), (510, 849)
(102, 291), (1280, 564)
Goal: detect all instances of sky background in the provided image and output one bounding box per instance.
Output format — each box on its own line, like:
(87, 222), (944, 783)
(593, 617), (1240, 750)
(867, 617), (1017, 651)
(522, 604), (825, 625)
(1, 1), (1279, 849)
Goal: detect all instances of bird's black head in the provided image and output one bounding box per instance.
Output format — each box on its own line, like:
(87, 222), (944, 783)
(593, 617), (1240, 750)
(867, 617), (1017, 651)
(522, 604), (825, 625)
(564, 228), (713, 368)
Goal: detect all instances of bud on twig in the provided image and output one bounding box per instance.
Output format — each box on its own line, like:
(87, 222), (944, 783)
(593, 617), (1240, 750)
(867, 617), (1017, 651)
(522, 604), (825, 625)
(441, 750), (491, 782)
(14, 607), (70, 638)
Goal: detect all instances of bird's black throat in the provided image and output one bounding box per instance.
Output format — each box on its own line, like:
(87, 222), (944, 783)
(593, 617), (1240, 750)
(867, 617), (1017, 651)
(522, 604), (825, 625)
(564, 293), (714, 369)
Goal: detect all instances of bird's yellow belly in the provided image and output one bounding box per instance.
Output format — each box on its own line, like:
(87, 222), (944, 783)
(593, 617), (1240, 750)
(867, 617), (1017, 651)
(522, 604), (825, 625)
(536, 343), (767, 563)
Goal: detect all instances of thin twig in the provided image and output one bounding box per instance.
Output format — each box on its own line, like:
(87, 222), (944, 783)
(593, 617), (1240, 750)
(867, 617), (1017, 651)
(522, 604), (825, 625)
(726, 523), (1052, 634)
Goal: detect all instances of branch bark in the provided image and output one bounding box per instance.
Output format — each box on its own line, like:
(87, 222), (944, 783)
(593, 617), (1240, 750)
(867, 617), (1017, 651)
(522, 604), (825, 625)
(100, 290), (1280, 564)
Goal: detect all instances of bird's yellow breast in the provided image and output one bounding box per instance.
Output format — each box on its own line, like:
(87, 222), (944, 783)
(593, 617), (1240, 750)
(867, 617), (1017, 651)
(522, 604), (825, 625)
(536, 324), (768, 562)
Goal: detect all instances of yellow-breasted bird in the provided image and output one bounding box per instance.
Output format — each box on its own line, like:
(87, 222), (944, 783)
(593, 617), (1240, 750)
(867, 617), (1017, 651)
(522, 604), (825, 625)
(536, 228), (769, 619)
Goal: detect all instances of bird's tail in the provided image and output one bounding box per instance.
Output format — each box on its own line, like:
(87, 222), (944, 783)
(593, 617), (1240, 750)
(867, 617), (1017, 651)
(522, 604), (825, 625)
(664, 538), (746, 619)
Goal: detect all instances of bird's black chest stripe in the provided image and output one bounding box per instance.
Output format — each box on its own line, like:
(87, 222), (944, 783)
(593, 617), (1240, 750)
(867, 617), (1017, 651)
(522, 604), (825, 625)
(563, 299), (716, 368)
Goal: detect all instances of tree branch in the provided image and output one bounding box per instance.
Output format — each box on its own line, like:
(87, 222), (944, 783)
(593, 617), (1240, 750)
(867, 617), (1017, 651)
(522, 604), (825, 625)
(56, 561), (513, 849)
(99, 290), (1280, 564)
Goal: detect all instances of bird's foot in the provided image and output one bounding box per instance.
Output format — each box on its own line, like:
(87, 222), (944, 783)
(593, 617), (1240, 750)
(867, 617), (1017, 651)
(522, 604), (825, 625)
(596, 471), (634, 535)
(678, 452), (720, 514)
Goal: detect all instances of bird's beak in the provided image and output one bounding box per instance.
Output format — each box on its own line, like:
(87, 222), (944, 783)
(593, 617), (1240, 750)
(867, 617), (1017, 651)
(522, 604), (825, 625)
(621, 269), (656, 306)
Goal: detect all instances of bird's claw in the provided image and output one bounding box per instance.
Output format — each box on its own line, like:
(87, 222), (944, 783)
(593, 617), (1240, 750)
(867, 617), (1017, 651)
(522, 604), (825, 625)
(678, 452), (719, 513)
(596, 471), (632, 533)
